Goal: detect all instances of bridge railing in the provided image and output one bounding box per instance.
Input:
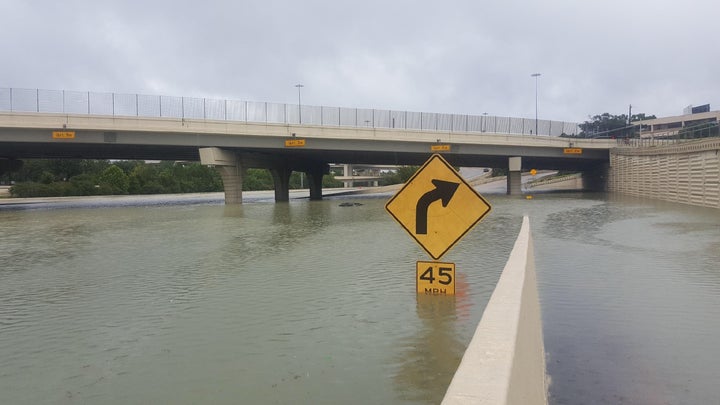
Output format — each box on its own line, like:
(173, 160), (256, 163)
(0, 87), (580, 136)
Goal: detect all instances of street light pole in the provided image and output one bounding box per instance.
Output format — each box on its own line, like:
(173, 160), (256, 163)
(295, 84), (304, 124)
(531, 73), (541, 135)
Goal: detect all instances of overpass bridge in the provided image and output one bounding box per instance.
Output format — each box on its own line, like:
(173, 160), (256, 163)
(0, 88), (615, 203)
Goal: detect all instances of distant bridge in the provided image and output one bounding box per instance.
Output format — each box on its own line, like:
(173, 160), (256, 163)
(0, 88), (614, 203)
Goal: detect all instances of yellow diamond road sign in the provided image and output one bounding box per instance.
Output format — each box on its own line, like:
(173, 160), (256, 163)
(385, 154), (492, 260)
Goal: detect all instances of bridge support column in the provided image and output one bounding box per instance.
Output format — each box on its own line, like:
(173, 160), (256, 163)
(199, 147), (244, 204)
(507, 156), (522, 195)
(270, 165), (292, 202)
(582, 162), (609, 192)
(306, 164), (329, 201)
(217, 165), (244, 204)
(343, 164), (354, 188)
(201, 147), (330, 204)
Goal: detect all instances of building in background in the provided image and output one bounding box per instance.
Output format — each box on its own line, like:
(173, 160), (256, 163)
(635, 106), (719, 138)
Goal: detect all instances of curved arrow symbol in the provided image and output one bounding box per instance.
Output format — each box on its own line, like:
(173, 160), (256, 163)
(416, 179), (460, 234)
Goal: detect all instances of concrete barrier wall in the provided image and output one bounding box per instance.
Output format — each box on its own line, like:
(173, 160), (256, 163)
(609, 138), (720, 208)
(526, 173), (583, 191)
(442, 216), (547, 405)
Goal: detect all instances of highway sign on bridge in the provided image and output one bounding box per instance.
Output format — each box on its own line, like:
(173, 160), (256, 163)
(385, 154), (492, 260)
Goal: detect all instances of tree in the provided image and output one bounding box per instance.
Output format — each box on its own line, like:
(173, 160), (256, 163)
(579, 113), (631, 138)
(243, 169), (274, 191)
(98, 165), (129, 194)
(631, 113), (656, 122)
(396, 166), (420, 183)
(576, 112), (656, 138)
(69, 173), (99, 195)
(377, 166), (420, 186)
(322, 173), (343, 188)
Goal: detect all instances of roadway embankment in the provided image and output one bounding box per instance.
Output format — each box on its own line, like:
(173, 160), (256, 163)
(442, 216), (547, 405)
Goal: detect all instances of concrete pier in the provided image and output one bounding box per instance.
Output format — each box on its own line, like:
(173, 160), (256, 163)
(506, 157), (522, 195)
(199, 147), (329, 204)
(199, 147), (244, 204)
(270, 165), (292, 202)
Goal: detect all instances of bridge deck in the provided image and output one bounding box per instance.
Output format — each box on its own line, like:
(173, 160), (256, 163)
(1, 112), (613, 171)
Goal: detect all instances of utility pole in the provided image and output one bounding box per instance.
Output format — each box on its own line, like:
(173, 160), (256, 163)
(295, 84), (304, 124)
(531, 73), (541, 135)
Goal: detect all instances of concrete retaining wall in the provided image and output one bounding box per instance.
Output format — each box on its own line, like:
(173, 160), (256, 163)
(609, 138), (720, 208)
(526, 173), (583, 191)
(442, 216), (547, 405)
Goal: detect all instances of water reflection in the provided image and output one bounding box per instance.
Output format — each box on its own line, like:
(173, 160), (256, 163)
(221, 204), (244, 218)
(272, 202), (292, 224)
(394, 294), (465, 404)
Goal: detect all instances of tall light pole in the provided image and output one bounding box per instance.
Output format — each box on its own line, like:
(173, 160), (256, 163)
(295, 84), (304, 124)
(531, 73), (541, 135)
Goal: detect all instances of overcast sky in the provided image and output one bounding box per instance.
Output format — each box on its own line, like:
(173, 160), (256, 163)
(1, 0), (718, 123)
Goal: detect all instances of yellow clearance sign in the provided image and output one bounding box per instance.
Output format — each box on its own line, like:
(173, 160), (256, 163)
(385, 154), (492, 260)
(430, 144), (451, 151)
(52, 131), (75, 139)
(563, 148), (582, 154)
(285, 139), (306, 147)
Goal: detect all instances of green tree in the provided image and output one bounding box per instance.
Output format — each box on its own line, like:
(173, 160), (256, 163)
(578, 113), (631, 138)
(113, 160), (142, 175)
(379, 171), (401, 186)
(98, 165), (129, 194)
(322, 173), (343, 188)
(576, 112), (656, 139)
(396, 166), (420, 183)
(38, 170), (56, 184)
(69, 173), (99, 195)
(128, 163), (161, 194)
(243, 169), (274, 191)
(377, 166), (420, 186)
(631, 113), (656, 122)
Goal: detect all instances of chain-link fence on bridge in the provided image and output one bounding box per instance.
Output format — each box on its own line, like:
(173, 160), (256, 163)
(0, 87), (580, 136)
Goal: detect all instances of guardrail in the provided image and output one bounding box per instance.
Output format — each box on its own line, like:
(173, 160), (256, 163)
(614, 136), (719, 148)
(612, 137), (720, 156)
(0, 87), (580, 136)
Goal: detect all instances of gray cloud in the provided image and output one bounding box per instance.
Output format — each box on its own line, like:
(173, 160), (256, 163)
(1, 0), (718, 123)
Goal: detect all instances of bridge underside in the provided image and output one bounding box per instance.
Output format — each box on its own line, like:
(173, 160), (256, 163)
(0, 123), (610, 202)
(0, 140), (607, 172)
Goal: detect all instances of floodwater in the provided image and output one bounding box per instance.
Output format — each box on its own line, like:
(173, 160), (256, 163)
(0, 189), (718, 404)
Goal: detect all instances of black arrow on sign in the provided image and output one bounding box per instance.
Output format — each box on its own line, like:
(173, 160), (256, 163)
(415, 179), (460, 234)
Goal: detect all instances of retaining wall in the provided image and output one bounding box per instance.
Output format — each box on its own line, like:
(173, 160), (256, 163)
(609, 138), (720, 208)
(526, 173), (583, 191)
(442, 216), (547, 405)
